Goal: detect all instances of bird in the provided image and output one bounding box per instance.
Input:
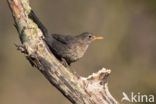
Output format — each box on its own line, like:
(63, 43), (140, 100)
(28, 10), (103, 66)
(45, 32), (103, 66)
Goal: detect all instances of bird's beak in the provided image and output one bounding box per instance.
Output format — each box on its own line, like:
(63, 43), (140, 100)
(93, 36), (104, 40)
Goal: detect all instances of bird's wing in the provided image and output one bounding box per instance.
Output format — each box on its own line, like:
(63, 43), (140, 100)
(52, 34), (74, 44)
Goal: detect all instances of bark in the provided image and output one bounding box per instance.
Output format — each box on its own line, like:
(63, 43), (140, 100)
(7, 0), (119, 104)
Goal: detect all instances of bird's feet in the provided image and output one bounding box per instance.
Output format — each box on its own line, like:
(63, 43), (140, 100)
(61, 58), (69, 67)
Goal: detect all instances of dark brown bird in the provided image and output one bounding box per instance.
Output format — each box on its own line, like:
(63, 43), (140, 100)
(29, 10), (103, 66)
(45, 32), (103, 65)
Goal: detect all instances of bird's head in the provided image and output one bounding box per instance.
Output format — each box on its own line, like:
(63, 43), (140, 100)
(77, 32), (103, 44)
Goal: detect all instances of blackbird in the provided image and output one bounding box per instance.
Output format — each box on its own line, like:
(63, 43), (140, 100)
(29, 11), (103, 66)
(46, 32), (103, 65)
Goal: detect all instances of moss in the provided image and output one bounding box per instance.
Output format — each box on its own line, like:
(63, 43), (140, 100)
(21, 0), (31, 14)
(65, 69), (81, 90)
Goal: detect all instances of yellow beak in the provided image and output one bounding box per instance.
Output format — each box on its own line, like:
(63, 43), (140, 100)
(93, 36), (104, 40)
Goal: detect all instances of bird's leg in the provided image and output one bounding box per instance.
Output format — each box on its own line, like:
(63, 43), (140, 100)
(61, 58), (69, 67)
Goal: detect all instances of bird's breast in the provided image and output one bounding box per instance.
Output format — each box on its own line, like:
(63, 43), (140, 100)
(67, 44), (88, 61)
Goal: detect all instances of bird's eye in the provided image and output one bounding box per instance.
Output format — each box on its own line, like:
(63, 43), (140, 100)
(88, 35), (92, 38)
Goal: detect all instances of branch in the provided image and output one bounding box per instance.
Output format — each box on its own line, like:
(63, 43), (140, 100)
(7, 0), (119, 104)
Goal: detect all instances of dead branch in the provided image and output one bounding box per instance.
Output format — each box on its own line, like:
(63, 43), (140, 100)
(7, 0), (119, 104)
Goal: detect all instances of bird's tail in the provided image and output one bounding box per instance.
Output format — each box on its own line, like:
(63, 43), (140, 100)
(28, 10), (49, 37)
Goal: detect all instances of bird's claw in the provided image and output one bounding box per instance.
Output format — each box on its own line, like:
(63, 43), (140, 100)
(61, 58), (69, 67)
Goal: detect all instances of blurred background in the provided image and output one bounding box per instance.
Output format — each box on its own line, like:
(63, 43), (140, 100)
(0, 0), (156, 104)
